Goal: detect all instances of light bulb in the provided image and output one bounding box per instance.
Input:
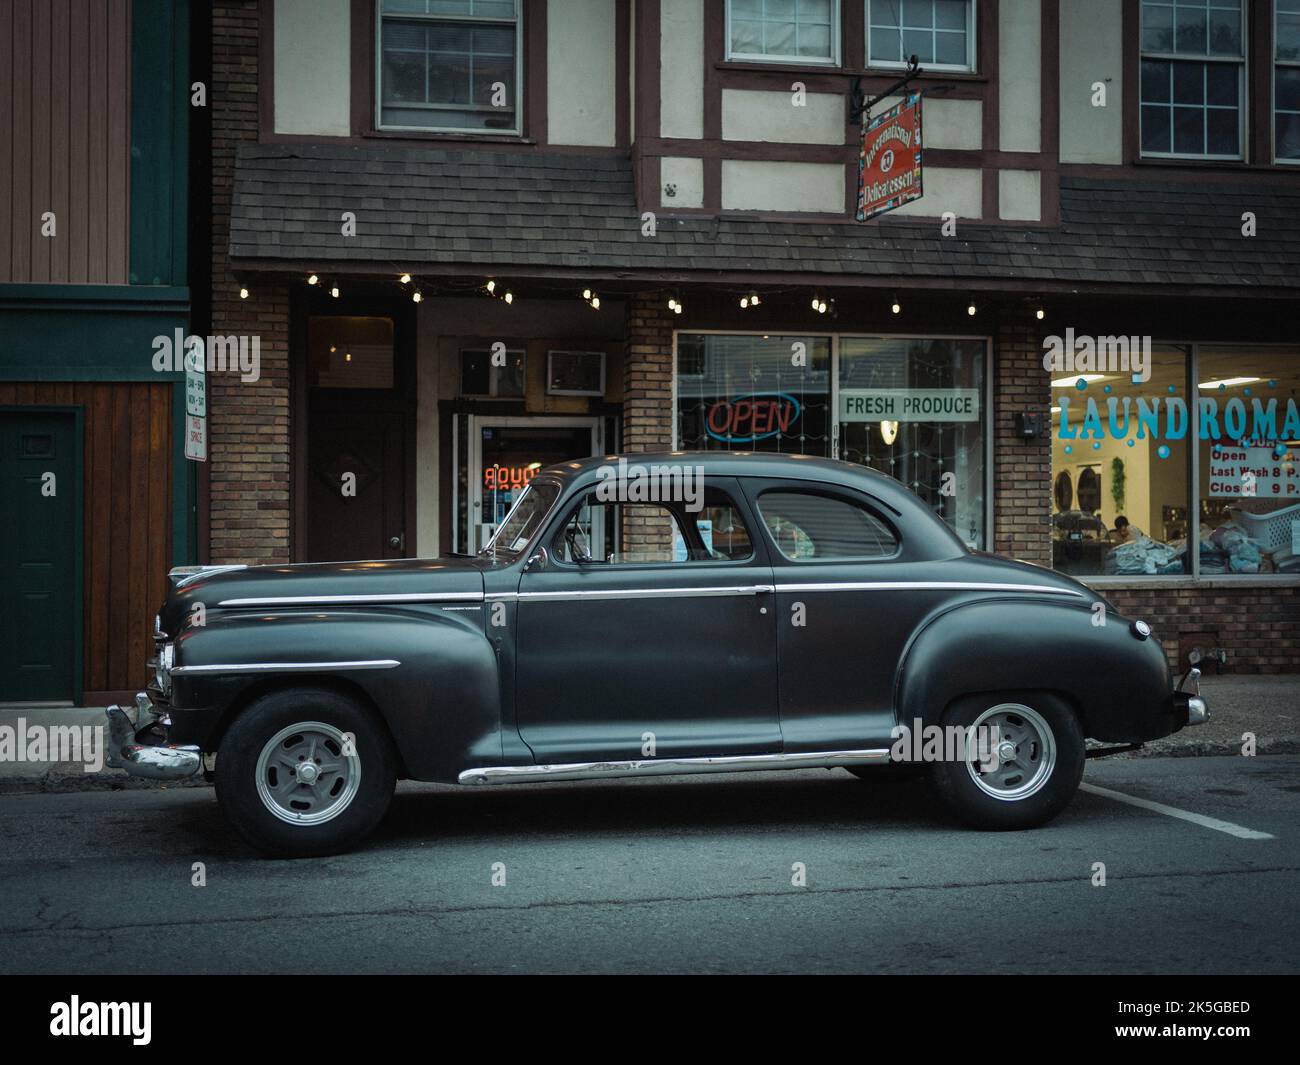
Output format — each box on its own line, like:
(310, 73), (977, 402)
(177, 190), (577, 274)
(400, 273), (411, 284)
(504, 290), (513, 304)
(307, 274), (318, 285)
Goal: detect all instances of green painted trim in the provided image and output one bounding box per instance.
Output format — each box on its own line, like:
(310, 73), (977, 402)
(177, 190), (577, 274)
(0, 284), (189, 307)
(130, 0), (189, 286)
(171, 380), (197, 566)
(0, 405), (85, 703)
(0, 305), (191, 381)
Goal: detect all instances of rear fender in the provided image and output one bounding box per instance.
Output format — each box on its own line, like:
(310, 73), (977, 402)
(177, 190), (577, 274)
(896, 599), (1175, 743)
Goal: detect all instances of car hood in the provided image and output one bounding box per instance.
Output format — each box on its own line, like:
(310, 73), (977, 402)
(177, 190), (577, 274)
(159, 556), (488, 635)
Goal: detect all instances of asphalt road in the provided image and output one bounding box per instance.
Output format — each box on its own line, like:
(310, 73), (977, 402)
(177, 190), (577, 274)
(0, 755), (1296, 974)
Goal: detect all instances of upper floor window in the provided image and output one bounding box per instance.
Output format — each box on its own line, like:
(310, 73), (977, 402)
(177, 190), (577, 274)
(867, 0), (975, 72)
(727, 0), (841, 65)
(1278, 0), (1300, 161)
(377, 0), (521, 134)
(1139, 0), (1245, 159)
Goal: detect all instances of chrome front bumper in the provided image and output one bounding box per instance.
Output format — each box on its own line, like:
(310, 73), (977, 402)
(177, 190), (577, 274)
(105, 692), (202, 781)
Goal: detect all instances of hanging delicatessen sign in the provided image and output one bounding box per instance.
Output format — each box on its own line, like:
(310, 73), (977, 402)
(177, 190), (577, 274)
(857, 90), (924, 222)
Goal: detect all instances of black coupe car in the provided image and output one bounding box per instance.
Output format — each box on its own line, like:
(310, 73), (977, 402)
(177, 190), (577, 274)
(107, 452), (1207, 856)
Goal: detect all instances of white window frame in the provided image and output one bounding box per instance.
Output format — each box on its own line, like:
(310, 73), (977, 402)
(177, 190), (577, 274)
(865, 0), (977, 74)
(1138, 0), (1247, 161)
(725, 0), (843, 67)
(374, 0), (524, 136)
(1276, 0), (1300, 164)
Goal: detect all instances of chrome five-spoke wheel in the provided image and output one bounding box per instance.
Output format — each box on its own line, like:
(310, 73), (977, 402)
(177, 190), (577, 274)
(254, 721), (361, 825)
(964, 703), (1057, 802)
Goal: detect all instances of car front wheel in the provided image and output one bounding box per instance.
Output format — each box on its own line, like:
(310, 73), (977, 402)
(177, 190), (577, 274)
(928, 692), (1084, 831)
(215, 687), (397, 857)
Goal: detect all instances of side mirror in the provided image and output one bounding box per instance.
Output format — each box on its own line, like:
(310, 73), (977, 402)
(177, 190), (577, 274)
(524, 546), (549, 572)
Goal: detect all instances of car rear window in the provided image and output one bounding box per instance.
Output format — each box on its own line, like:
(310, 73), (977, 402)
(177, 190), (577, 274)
(757, 490), (898, 561)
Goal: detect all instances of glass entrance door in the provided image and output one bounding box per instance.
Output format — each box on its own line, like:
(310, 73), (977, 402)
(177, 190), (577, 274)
(467, 417), (602, 552)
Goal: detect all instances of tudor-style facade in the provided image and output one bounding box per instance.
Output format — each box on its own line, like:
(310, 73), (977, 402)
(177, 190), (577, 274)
(210, 0), (1300, 672)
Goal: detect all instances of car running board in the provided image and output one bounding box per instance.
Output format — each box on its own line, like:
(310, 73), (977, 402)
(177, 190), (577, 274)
(459, 748), (892, 786)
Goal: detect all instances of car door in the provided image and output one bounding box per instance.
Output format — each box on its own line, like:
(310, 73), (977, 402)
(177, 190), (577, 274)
(740, 478), (939, 753)
(513, 477), (781, 763)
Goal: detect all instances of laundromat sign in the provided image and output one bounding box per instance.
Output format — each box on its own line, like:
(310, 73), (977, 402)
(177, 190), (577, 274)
(841, 388), (980, 422)
(706, 393), (802, 443)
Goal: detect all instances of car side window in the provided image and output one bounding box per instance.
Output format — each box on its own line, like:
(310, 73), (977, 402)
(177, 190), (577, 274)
(552, 494), (688, 565)
(757, 490), (898, 561)
(685, 495), (753, 562)
(551, 488), (756, 565)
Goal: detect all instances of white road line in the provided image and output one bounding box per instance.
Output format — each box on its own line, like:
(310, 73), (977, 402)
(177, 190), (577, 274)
(1080, 782), (1276, 840)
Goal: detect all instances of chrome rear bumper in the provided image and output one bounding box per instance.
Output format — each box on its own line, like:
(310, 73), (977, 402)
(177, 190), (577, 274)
(105, 693), (202, 781)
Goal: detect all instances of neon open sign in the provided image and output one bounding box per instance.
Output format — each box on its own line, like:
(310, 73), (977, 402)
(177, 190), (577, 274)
(705, 393), (802, 443)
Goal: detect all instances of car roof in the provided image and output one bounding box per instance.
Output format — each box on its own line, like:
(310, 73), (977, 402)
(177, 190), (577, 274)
(543, 451), (900, 489)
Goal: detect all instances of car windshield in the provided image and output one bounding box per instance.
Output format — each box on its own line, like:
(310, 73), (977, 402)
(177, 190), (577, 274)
(480, 480), (561, 559)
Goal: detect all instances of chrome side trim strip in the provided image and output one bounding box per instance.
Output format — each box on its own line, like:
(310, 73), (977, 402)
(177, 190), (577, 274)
(217, 592), (484, 607)
(171, 659), (401, 676)
(458, 747), (891, 786)
(514, 584), (774, 603)
(773, 581), (1085, 597)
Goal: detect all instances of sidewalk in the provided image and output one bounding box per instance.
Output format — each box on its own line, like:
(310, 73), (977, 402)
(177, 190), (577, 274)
(1, 675), (1297, 794)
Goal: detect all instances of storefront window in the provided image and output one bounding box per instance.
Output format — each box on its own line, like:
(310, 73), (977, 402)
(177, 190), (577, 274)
(676, 334), (832, 456)
(1050, 346), (1191, 577)
(1196, 348), (1300, 575)
(839, 337), (986, 549)
(674, 332), (988, 548)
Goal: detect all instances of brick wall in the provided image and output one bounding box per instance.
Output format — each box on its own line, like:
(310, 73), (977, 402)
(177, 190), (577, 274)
(622, 293), (674, 453)
(1102, 585), (1300, 674)
(993, 302), (1052, 565)
(210, 1), (291, 565)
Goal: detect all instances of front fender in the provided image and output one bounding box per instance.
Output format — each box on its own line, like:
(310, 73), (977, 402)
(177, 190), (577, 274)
(168, 607), (502, 780)
(896, 598), (1175, 743)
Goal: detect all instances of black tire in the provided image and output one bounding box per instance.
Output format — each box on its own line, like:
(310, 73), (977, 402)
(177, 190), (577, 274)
(927, 691), (1084, 831)
(215, 687), (397, 857)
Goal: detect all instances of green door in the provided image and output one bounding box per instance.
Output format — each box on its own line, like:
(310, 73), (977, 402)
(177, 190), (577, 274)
(0, 411), (80, 703)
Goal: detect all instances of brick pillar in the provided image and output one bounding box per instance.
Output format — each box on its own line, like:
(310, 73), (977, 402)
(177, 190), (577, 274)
(209, 1), (291, 565)
(619, 293), (676, 559)
(993, 302), (1052, 565)
(623, 292), (674, 453)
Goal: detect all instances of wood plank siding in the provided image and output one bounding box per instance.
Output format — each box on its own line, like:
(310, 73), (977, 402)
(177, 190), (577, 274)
(0, 382), (172, 700)
(0, 0), (133, 284)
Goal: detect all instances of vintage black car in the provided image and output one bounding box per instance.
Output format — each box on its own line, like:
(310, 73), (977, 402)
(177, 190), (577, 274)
(107, 452), (1207, 856)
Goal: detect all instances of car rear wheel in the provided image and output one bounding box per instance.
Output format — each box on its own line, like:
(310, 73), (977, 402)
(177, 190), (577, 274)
(215, 687), (397, 857)
(927, 692), (1084, 830)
